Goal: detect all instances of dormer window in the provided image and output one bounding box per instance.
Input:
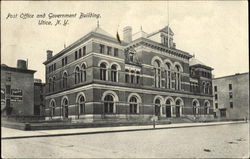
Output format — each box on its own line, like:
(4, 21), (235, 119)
(161, 34), (173, 48)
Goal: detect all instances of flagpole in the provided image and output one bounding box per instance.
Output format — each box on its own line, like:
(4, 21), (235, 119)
(167, 0), (170, 48)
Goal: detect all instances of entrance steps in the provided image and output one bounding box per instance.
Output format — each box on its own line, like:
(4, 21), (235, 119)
(158, 117), (195, 123)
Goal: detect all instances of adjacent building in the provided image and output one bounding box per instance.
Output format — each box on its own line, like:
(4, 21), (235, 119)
(34, 79), (46, 116)
(43, 25), (214, 121)
(1, 60), (36, 116)
(213, 72), (249, 119)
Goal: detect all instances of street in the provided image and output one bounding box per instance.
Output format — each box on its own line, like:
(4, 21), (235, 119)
(2, 123), (249, 158)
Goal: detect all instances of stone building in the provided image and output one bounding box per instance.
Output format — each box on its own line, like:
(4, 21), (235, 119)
(1, 60), (36, 116)
(43, 25), (214, 121)
(213, 72), (249, 119)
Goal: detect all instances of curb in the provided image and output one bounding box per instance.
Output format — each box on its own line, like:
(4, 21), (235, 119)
(2, 121), (246, 140)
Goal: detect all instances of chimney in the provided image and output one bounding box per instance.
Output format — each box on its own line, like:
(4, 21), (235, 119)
(47, 50), (53, 60)
(123, 26), (132, 43)
(17, 59), (27, 70)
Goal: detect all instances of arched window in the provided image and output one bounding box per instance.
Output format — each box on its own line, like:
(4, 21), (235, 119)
(131, 70), (135, 83)
(129, 96), (139, 114)
(62, 72), (68, 88)
(104, 95), (115, 114)
(202, 82), (206, 94)
(62, 98), (69, 118)
(77, 95), (85, 114)
(155, 98), (161, 116)
(111, 64), (118, 82)
(100, 63), (107, 80)
(175, 99), (182, 117)
(192, 100), (199, 116)
(206, 83), (210, 94)
(176, 100), (180, 105)
(165, 63), (171, 89)
(81, 63), (87, 82)
(136, 71), (140, 84)
(75, 66), (80, 84)
(49, 78), (52, 92)
(204, 101), (210, 114)
(50, 100), (56, 117)
(125, 69), (129, 83)
(52, 76), (56, 92)
(165, 98), (172, 117)
(154, 60), (161, 88)
(175, 65), (181, 90)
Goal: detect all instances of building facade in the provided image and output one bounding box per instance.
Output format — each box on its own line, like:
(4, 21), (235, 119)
(43, 25), (214, 121)
(1, 60), (36, 116)
(34, 79), (46, 116)
(213, 72), (249, 119)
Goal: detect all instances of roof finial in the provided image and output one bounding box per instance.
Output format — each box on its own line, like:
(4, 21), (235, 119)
(140, 25), (143, 31)
(97, 19), (99, 28)
(193, 53), (195, 57)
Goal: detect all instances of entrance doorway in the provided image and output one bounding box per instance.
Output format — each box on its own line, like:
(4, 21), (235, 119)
(154, 99), (161, 117)
(155, 105), (160, 116)
(62, 98), (69, 118)
(165, 99), (172, 118)
(166, 106), (171, 117)
(176, 106), (180, 117)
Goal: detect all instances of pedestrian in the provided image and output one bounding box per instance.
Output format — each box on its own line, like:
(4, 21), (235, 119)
(153, 119), (156, 129)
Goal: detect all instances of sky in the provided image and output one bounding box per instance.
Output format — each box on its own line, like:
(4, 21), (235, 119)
(1, 1), (248, 82)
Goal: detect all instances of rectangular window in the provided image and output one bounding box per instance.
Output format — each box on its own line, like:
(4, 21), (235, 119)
(215, 103), (218, 109)
(65, 57), (68, 65)
(100, 44), (104, 53)
(229, 84), (232, 90)
(125, 74), (129, 83)
(53, 63), (56, 71)
(214, 86), (217, 92)
(75, 51), (78, 60)
(220, 109), (226, 117)
(230, 102), (233, 108)
(6, 85), (11, 94)
(6, 72), (11, 82)
(215, 94), (218, 100)
(107, 46), (111, 55)
(136, 76), (140, 84)
(114, 48), (118, 57)
(62, 57), (68, 66)
(190, 83), (193, 92)
(83, 46), (86, 56)
(79, 48), (82, 58)
(131, 75), (134, 83)
(229, 92), (233, 99)
(62, 58), (65, 66)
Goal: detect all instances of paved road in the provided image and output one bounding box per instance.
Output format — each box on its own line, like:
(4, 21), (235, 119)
(2, 123), (249, 158)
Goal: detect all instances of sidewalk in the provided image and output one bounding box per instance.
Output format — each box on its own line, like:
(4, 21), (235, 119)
(1, 121), (246, 139)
